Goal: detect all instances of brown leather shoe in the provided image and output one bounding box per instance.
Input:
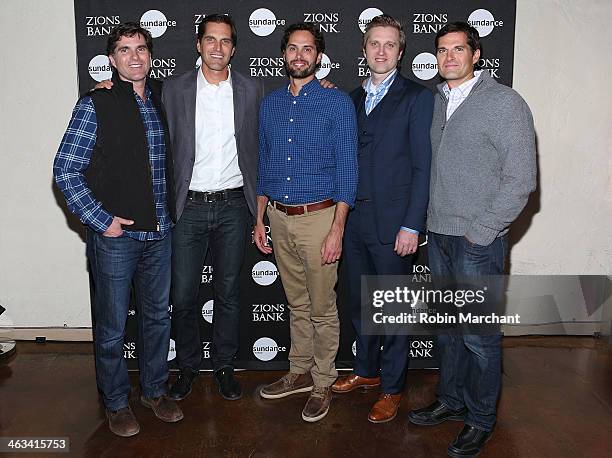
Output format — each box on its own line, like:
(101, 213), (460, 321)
(140, 395), (184, 423)
(260, 372), (313, 399)
(106, 406), (140, 437)
(302, 386), (332, 422)
(368, 393), (402, 423)
(331, 373), (381, 393)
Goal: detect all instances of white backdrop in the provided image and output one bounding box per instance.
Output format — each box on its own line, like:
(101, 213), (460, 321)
(0, 0), (610, 333)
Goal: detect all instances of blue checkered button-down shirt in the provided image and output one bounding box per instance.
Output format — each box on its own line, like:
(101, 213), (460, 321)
(53, 86), (171, 241)
(257, 79), (358, 207)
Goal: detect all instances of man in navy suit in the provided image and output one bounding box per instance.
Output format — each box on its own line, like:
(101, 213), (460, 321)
(331, 15), (433, 423)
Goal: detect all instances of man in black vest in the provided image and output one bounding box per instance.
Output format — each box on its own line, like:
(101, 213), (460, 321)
(53, 22), (181, 437)
(331, 15), (433, 423)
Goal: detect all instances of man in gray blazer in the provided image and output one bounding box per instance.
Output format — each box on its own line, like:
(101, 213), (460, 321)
(163, 14), (264, 401)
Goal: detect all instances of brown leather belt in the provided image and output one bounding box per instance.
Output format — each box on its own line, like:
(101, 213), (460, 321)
(271, 199), (334, 216)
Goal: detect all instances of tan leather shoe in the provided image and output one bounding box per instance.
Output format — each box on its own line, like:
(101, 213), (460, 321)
(260, 372), (313, 399)
(331, 373), (381, 393)
(106, 406), (140, 437)
(368, 393), (402, 423)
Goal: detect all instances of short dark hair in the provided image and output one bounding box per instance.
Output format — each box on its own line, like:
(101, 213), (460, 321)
(363, 15), (406, 53)
(435, 21), (481, 53)
(106, 22), (153, 56)
(197, 14), (237, 47)
(281, 22), (325, 54)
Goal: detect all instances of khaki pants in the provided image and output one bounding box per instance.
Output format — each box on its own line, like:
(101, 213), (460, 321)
(267, 203), (339, 387)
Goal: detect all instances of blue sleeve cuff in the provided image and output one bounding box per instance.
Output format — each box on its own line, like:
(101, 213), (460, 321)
(400, 226), (419, 234)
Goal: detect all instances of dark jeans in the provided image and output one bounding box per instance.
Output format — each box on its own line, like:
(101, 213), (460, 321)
(428, 232), (507, 432)
(171, 191), (249, 372)
(345, 201), (412, 394)
(86, 230), (171, 411)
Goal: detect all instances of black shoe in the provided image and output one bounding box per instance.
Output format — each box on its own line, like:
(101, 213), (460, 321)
(214, 367), (242, 400)
(447, 425), (492, 458)
(408, 400), (467, 426)
(169, 368), (198, 401)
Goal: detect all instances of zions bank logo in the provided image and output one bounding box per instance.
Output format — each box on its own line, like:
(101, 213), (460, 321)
(85, 15), (120, 36)
(202, 300), (214, 324)
(167, 338), (176, 361)
(201, 265), (213, 284)
(468, 9), (503, 38)
(249, 8), (286, 37)
(88, 55), (112, 82)
(304, 12), (340, 33)
(140, 9), (177, 38)
(478, 57), (501, 79)
(412, 52), (438, 80)
(412, 12), (448, 34)
(149, 56), (176, 79)
(315, 53), (339, 80)
(358, 8), (383, 33)
(252, 260), (279, 286)
(252, 303), (285, 322)
(409, 339), (433, 358)
(124, 342), (137, 359)
(253, 337), (286, 361)
(249, 57), (284, 78)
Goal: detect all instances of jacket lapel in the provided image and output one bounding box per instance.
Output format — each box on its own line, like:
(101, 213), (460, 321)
(232, 72), (246, 135)
(183, 70), (197, 160)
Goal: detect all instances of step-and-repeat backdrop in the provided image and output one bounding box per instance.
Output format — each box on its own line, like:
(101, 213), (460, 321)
(73, 0), (516, 370)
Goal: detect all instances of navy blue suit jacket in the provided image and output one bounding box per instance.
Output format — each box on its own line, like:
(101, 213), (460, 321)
(350, 73), (434, 244)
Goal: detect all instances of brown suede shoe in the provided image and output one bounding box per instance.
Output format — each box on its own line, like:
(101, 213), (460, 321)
(106, 406), (140, 437)
(260, 372), (313, 399)
(331, 373), (381, 393)
(302, 386), (332, 423)
(140, 395), (184, 423)
(368, 393), (402, 423)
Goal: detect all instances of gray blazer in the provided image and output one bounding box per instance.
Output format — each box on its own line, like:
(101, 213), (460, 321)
(162, 68), (265, 220)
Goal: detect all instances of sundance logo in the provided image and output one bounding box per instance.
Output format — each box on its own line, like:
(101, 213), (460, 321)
(88, 54), (112, 82)
(253, 337), (286, 361)
(249, 8), (285, 37)
(412, 52), (438, 80)
(167, 338), (176, 361)
(252, 260), (278, 286)
(315, 53), (339, 80)
(202, 299), (214, 324)
(140, 9), (177, 38)
(468, 9), (503, 38)
(358, 7), (383, 33)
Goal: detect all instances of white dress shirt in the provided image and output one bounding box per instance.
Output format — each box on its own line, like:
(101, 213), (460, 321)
(191, 68), (243, 192)
(442, 70), (483, 120)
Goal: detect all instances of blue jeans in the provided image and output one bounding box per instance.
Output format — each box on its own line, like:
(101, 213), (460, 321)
(86, 230), (171, 411)
(428, 232), (507, 431)
(171, 192), (249, 371)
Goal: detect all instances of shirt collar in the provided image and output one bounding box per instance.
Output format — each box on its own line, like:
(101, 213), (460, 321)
(365, 69), (398, 96)
(197, 66), (232, 89)
(442, 70), (483, 98)
(286, 78), (322, 97)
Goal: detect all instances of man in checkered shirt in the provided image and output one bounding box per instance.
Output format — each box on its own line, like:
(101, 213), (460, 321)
(254, 22), (358, 423)
(53, 22), (182, 437)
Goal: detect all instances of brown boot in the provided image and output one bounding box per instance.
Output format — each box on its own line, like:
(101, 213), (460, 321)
(260, 372), (313, 399)
(140, 395), (184, 423)
(368, 393), (402, 423)
(331, 373), (381, 393)
(302, 386), (332, 423)
(106, 406), (140, 437)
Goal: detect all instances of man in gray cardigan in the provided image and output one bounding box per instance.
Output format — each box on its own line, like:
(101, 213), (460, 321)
(408, 22), (536, 458)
